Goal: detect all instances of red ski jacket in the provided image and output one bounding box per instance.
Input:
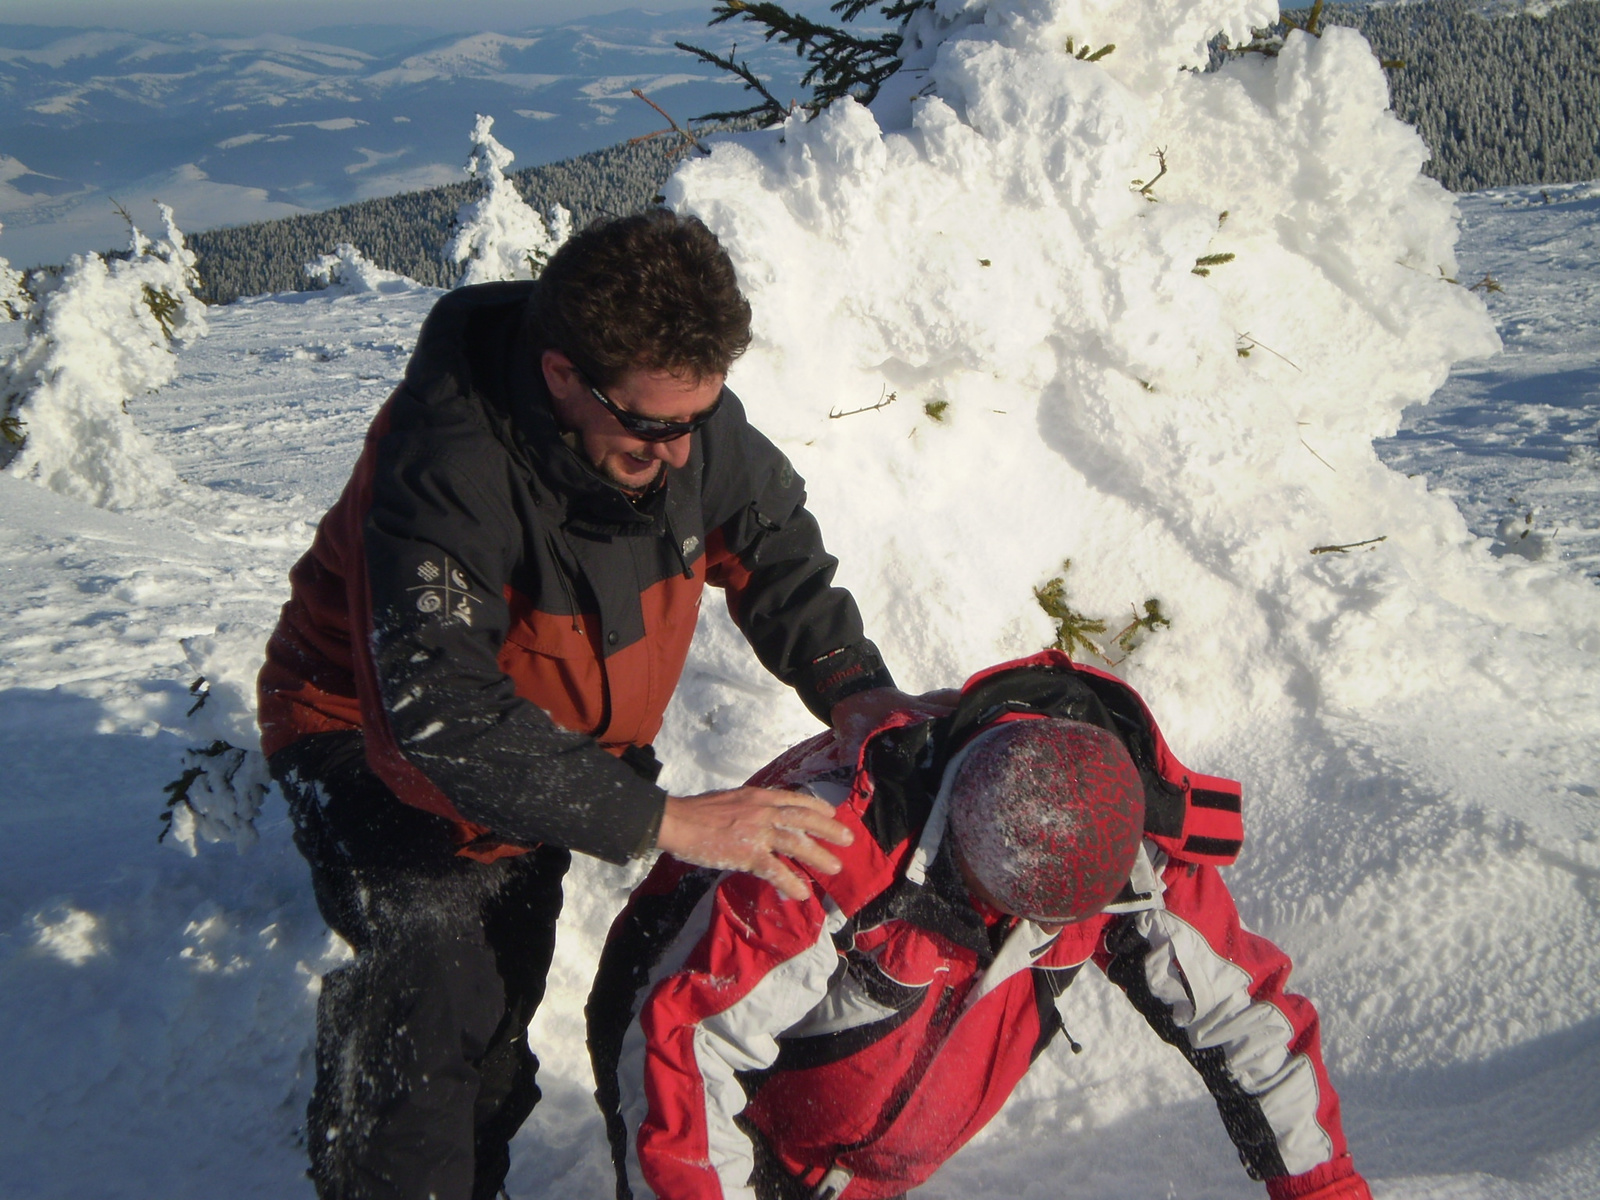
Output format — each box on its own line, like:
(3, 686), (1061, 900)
(588, 653), (1362, 1200)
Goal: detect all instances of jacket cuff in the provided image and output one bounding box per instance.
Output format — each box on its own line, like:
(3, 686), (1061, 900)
(796, 640), (895, 723)
(1265, 1157), (1369, 1200)
(629, 796), (667, 861)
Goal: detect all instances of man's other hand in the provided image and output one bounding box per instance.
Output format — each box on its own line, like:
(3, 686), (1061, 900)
(830, 686), (961, 758)
(656, 788), (855, 901)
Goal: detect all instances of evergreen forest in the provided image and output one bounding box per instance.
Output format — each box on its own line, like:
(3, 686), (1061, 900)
(187, 137), (682, 304)
(1303, 0), (1600, 192)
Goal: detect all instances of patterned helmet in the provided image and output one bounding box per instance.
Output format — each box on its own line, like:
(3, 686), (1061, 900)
(947, 718), (1145, 924)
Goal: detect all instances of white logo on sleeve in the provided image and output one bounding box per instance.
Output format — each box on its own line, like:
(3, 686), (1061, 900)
(409, 558), (483, 626)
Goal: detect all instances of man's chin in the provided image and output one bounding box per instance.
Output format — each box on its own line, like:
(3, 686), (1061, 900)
(601, 458), (664, 493)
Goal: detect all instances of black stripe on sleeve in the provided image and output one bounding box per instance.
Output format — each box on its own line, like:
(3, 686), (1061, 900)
(1182, 835), (1244, 859)
(1101, 916), (1288, 1182)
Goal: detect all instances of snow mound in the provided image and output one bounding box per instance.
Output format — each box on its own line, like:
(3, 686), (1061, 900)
(637, 9), (1600, 1179)
(304, 243), (421, 296)
(160, 629), (275, 856)
(0, 204), (205, 509)
(668, 4), (1600, 843)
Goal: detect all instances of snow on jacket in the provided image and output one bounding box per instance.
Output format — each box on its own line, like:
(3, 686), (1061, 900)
(257, 281), (890, 863)
(589, 652), (1360, 1200)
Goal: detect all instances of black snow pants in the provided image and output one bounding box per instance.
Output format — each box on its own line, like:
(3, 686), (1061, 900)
(273, 731), (570, 1200)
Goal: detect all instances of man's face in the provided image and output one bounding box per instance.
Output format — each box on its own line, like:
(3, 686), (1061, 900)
(542, 350), (723, 492)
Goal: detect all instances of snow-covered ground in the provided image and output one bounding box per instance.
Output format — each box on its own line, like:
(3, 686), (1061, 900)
(0, 178), (1594, 1198)
(3, 6), (1599, 1197)
(1375, 181), (1600, 580)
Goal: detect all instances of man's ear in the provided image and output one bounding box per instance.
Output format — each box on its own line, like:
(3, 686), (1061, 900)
(541, 349), (576, 395)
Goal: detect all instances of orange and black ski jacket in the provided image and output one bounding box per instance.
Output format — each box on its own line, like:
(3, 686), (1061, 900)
(257, 281), (890, 864)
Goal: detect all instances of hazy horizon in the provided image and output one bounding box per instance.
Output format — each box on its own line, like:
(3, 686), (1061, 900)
(0, 1), (724, 37)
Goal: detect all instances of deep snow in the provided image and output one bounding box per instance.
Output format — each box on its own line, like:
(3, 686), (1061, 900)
(2, 3), (1599, 1197)
(0, 188), (1594, 1200)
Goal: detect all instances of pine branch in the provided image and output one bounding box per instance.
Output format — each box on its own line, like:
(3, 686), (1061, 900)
(688, 0), (930, 117)
(1192, 251), (1235, 276)
(1034, 564), (1111, 663)
(142, 284), (181, 339)
(1282, 0), (1326, 38)
(675, 40), (795, 126)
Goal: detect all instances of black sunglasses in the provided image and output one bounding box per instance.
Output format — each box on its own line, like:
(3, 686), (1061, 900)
(583, 373), (723, 442)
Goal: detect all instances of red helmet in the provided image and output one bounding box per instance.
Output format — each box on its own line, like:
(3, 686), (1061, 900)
(947, 718), (1145, 924)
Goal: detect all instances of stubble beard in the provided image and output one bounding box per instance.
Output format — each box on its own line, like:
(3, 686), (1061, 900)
(598, 453), (664, 496)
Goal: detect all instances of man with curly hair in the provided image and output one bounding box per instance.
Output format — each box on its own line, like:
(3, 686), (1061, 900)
(259, 211), (921, 1200)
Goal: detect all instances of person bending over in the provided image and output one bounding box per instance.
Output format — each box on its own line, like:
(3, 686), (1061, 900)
(589, 651), (1370, 1200)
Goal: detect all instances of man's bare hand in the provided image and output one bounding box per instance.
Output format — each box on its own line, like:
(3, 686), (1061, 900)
(830, 686), (962, 758)
(656, 787), (855, 901)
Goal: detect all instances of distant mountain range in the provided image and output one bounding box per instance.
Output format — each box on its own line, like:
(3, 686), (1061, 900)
(0, 10), (809, 266)
(6, 2), (1597, 271)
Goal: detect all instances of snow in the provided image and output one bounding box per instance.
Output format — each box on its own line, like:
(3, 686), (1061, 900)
(1375, 180), (1600, 580)
(304, 243), (422, 296)
(444, 115), (571, 287)
(1, 1), (1598, 1197)
(0, 205), (206, 509)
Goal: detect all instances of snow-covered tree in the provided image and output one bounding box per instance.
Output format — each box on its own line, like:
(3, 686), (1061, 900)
(0, 203), (207, 509)
(304, 242), (420, 296)
(0, 221), (27, 322)
(443, 114), (572, 287)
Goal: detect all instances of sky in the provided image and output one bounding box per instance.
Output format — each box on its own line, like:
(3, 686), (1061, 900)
(0, 0), (711, 34)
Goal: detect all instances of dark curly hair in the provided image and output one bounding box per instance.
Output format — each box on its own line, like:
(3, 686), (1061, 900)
(532, 209), (753, 388)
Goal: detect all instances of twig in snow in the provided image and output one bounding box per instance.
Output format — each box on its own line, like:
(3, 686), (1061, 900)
(1298, 424), (1336, 472)
(1468, 273), (1504, 294)
(1236, 332), (1302, 370)
(1134, 148), (1168, 198)
(1310, 536), (1387, 555)
(1111, 599), (1172, 653)
(829, 385), (897, 419)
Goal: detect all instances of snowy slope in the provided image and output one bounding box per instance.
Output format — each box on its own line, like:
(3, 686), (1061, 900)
(0, 183), (1595, 1198)
(3, 7), (1600, 1197)
(1375, 180), (1600, 581)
